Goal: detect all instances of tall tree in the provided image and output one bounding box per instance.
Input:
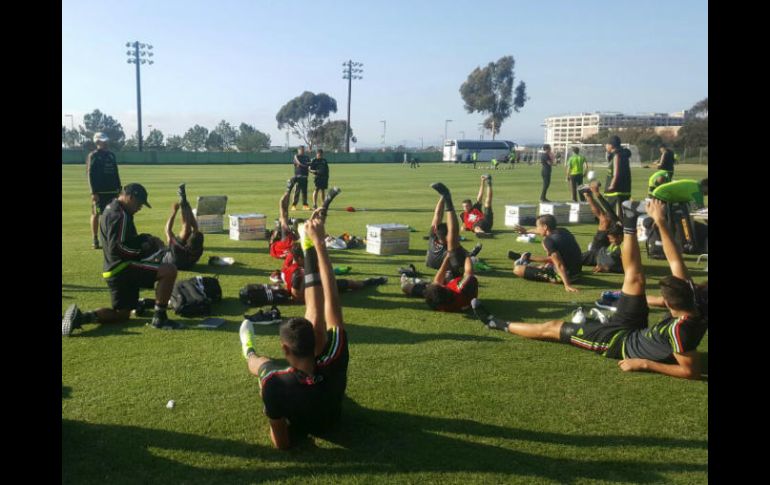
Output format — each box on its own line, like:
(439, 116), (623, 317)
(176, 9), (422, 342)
(236, 123), (271, 152)
(182, 125), (209, 152)
(309, 120), (353, 152)
(124, 133), (139, 150)
(166, 135), (184, 151)
(205, 131), (225, 151)
(460, 56), (528, 139)
(276, 91), (338, 148)
(213, 120), (238, 151)
(79, 109), (127, 150)
(145, 129), (165, 150)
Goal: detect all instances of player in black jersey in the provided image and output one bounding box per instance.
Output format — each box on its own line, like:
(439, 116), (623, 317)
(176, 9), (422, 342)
(472, 198), (707, 380)
(239, 209), (349, 448)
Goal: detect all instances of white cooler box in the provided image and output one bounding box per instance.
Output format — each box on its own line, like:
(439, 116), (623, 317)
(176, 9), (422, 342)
(193, 195), (228, 233)
(539, 202), (570, 225)
(568, 202), (596, 223)
(504, 204), (537, 227)
(366, 224), (410, 255)
(229, 213), (266, 241)
(193, 211), (224, 233)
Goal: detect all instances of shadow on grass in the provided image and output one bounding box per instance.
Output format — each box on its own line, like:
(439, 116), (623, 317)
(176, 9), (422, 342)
(205, 246), (268, 255)
(345, 322), (503, 345)
(62, 284), (108, 292)
(328, 207), (434, 213)
(62, 400), (707, 484)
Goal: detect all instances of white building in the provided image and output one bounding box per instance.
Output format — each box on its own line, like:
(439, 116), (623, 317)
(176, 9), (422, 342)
(544, 111), (686, 151)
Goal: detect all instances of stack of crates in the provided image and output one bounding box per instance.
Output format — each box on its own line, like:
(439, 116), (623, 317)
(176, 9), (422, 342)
(568, 202), (595, 223)
(538, 202), (570, 225)
(504, 204), (537, 227)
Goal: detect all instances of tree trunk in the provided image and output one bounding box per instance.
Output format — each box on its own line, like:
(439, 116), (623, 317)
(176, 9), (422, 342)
(491, 119), (496, 140)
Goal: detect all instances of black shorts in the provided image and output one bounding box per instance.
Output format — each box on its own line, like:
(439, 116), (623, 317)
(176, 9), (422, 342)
(314, 177), (329, 190)
(603, 194), (630, 213)
(106, 262), (159, 310)
(473, 207), (493, 232)
(93, 192), (119, 214)
(559, 293), (648, 359)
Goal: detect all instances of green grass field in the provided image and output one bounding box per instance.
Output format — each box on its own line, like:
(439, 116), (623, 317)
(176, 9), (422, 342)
(62, 162), (708, 484)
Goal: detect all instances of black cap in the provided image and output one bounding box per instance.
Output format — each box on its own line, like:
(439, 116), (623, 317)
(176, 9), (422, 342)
(123, 183), (152, 208)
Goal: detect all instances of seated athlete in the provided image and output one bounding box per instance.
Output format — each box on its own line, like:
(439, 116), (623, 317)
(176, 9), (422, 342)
(511, 215), (582, 292)
(426, 191), (482, 279)
(404, 182), (478, 311)
(472, 198), (708, 380)
(578, 182), (623, 274)
(159, 184), (204, 270)
(239, 213), (350, 449)
(460, 175), (494, 238)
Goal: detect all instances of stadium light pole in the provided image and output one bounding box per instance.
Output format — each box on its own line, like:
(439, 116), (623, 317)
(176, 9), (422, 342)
(444, 119), (452, 143)
(126, 41), (154, 151)
(380, 120), (386, 145)
(342, 60), (363, 153)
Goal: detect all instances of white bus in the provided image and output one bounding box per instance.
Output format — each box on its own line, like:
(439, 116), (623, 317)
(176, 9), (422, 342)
(443, 139), (516, 162)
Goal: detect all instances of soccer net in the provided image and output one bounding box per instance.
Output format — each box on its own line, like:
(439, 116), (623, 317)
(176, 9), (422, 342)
(564, 143), (642, 168)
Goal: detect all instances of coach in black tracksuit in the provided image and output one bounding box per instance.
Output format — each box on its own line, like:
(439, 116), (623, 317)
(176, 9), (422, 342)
(291, 146), (311, 209)
(540, 144), (555, 202)
(87, 132), (122, 249)
(61, 184), (183, 337)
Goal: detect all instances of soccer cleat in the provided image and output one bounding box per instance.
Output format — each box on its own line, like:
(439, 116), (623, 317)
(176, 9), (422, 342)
(302, 204), (310, 210)
(239, 320), (256, 359)
(62, 304), (83, 337)
(588, 308), (609, 324)
(514, 252), (532, 266)
(290, 205), (297, 211)
(469, 243), (483, 258)
(323, 187), (342, 209)
(430, 182), (450, 198)
(365, 276), (388, 287)
(472, 259), (491, 271)
(577, 184), (592, 195)
(148, 317), (185, 330)
(178, 183), (187, 202)
(471, 298), (508, 331)
(397, 264), (418, 278)
(507, 250), (521, 261)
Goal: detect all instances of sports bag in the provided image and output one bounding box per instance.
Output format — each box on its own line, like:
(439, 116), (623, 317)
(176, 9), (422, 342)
(169, 276), (222, 317)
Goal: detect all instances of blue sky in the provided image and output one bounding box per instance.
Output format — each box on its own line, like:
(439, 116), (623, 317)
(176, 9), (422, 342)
(62, 0), (708, 147)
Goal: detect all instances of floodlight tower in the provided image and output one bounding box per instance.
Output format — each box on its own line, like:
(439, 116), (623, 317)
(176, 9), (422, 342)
(342, 60), (363, 153)
(126, 41), (154, 151)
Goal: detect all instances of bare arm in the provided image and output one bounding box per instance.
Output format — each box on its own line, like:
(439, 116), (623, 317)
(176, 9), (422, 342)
(618, 351), (702, 380)
(549, 251), (578, 292)
(165, 203), (179, 244)
(647, 199), (689, 280)
(433, 253), (451, 285)
(268, 419), (291, 449)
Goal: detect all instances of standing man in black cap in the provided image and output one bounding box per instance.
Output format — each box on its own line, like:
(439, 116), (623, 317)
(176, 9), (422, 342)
(604, 135), (632, 218)
(87, 132), (121, 249)
(62, 183), (183, 336)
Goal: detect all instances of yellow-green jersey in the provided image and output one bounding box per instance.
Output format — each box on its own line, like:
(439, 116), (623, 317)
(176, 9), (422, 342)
(567, 155), (586, 175)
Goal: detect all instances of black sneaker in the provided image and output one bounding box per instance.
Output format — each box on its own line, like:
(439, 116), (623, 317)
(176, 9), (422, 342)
(621, 200), (646, 230)
(471, 298), (508, 331)
(244, 306), (282, 326)
(430, 182), (451, 198)
(469, 243), (483, 258)
(178, 183), (187, 201)
(365, 276), (388, 287)
(62, 304), (84, 337)
(514, 252), (531, 266)
(397, 264), (419, 278)
(92, 239), (101, 250)
(507, 250), (521, 261)
(321, 187), (342, 215)
(149, 317), (185, 330)
(577, 184), (592, 195)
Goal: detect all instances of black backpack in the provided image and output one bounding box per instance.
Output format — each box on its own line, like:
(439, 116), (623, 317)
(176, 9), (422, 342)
(239, 284), (292, 307)
(169, 276), (222, 317)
